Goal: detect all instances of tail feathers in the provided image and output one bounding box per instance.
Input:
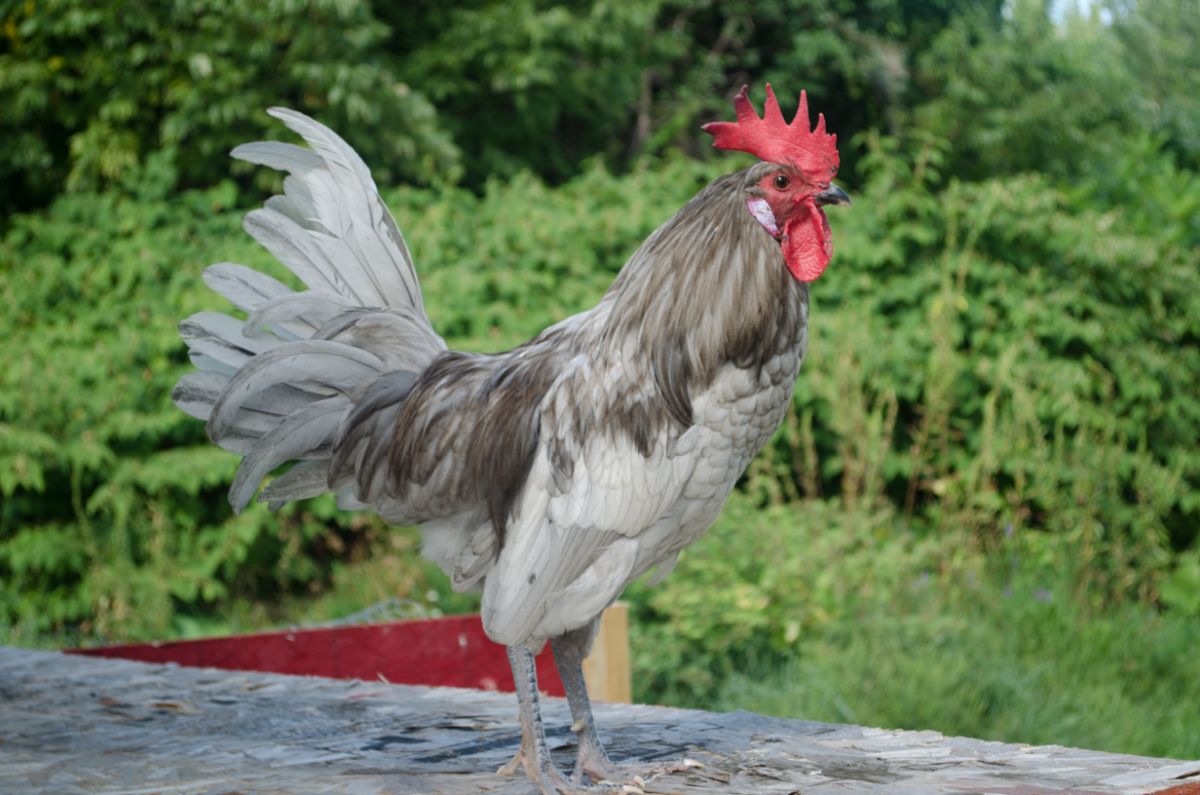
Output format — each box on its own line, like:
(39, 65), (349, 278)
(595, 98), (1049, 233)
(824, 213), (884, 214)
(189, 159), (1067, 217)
(174, 372), (314, 454)
(208, 342), (384, 443)
(174, 106), (450, 513)
(202, 263), (291, 313)
(328, 370), (420, 504)
(174, 371), (226, 422)
(260, 460), (367, 512)
(175, 275), (443, 511)
(260, 460), (330, 509)
(229, 397), (348, 512)
(180, 312), (275, 374)
(229, 141), (322, 176)
(242, 208), (358, 300)
(313, 308), (445, 372)
(232, 107), (426, 316)
(244, 291), (353, 341)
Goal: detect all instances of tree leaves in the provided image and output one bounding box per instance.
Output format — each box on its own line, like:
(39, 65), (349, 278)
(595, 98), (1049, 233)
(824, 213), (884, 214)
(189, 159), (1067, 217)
(0, 0), (459, 215)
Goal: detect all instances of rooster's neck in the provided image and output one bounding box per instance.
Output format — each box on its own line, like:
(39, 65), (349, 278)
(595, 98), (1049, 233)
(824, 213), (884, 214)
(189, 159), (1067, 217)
(598, 169), (808, 382)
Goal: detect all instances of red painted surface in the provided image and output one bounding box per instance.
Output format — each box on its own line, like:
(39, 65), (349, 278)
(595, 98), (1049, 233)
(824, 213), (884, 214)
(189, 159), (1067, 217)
(67, 614), (564, 696)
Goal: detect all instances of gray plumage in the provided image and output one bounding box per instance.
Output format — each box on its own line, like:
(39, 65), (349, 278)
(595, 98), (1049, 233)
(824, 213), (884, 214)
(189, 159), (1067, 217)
(173, 107), (825, 794)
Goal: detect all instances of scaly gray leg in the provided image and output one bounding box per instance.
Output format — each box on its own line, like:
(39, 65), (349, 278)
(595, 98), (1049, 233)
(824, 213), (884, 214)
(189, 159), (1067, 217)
(500, 643), (640, 795)
(551, 624), (702, 787)
(551, 623), (614, 782)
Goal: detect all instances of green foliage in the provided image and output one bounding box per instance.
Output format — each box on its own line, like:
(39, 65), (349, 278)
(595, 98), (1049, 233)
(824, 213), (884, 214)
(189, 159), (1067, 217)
(1159, 549), (1200, 616)
(386, 0), (997, 185)
(760, 131), (1200, 605)
(0, 181), (426, 641)
(0, 0), (1001, 213)
(0, 0), (458, 214)
(625, 493), (1200, 759)
(1109, 0), (1200, 170)
(916, 2), (1126, 178)
(625, 496), (940, 702)
(397, 160), (712, 350)
(6, 0), (1191, 207)
(0, 158), (713, 642)
(385, 1), (668, 184)
(3, 128), (1196, 645)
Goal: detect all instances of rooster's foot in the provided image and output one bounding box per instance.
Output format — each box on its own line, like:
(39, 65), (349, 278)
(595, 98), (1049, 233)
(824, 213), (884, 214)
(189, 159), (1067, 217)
(574, 747), (704, 788)
(500, 745), (644, 794)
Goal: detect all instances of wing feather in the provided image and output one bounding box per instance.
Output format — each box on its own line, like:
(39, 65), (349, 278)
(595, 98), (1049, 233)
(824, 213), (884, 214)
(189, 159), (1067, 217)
(480, 362), (698, 645)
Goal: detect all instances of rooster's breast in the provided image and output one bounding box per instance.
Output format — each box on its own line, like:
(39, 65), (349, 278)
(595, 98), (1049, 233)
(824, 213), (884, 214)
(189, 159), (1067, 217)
(629, 341), (808, 582)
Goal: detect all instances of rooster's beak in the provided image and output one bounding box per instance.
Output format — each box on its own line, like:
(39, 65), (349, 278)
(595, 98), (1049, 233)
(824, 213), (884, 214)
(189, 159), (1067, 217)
(814, 184), (851, 207)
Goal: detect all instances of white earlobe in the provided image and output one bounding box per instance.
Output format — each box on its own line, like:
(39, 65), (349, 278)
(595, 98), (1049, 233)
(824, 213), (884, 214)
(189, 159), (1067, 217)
(746, 197), (780, 237)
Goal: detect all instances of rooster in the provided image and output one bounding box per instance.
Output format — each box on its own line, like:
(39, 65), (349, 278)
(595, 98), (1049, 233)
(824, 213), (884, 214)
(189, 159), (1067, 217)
(173, 84), (847, 794)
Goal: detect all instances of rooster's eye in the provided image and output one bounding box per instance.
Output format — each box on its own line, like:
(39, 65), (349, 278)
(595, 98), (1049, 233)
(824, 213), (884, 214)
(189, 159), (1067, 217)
(772, 174), (791, 190)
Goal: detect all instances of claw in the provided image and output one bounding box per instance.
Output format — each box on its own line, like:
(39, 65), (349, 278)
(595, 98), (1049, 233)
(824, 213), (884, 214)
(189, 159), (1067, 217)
(496, 748), (523, 777)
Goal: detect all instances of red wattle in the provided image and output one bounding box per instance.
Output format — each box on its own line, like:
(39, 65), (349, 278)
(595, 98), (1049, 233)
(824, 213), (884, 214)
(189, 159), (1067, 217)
(781, 203), (832, 282)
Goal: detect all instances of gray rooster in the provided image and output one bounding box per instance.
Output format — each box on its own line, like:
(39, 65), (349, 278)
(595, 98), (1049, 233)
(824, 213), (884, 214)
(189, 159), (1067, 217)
(173, 84), (848, 794)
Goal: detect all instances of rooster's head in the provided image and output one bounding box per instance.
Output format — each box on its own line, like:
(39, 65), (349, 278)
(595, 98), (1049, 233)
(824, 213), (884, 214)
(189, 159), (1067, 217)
(703, 84), (848, 283)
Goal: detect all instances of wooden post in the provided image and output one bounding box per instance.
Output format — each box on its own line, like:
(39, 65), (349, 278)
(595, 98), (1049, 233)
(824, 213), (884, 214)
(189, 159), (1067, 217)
(582, 602), (632, 703)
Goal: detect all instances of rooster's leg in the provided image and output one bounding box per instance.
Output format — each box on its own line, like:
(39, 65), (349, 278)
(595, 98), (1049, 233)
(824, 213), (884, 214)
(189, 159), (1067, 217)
(503, 644), (639, 795)
(550, 625), (614, 782)
(551, 624), (703, 787)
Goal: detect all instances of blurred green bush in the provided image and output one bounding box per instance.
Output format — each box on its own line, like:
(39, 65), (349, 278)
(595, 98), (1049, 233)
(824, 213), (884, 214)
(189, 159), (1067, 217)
(6, 0), (1195, 216)
(0, 0), (459, 214)
(639, 491), (1200, 758)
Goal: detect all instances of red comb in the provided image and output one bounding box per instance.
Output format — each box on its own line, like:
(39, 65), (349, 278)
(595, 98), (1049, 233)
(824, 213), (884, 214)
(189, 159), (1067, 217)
(702, 84), (839, 174)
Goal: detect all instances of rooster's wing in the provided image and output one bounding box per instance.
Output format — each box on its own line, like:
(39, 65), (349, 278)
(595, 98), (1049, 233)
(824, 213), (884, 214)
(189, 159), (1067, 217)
(478, 356), (704, 646)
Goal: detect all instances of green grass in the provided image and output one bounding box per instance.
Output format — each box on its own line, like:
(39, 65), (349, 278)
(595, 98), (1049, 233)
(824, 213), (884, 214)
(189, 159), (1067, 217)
(710, 584), (1200, 759)
(621, 494), (1200, 761)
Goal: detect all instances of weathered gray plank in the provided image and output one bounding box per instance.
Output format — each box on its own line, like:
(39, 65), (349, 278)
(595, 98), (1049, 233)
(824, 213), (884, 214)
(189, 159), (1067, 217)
(0, 646), (1196, 794)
